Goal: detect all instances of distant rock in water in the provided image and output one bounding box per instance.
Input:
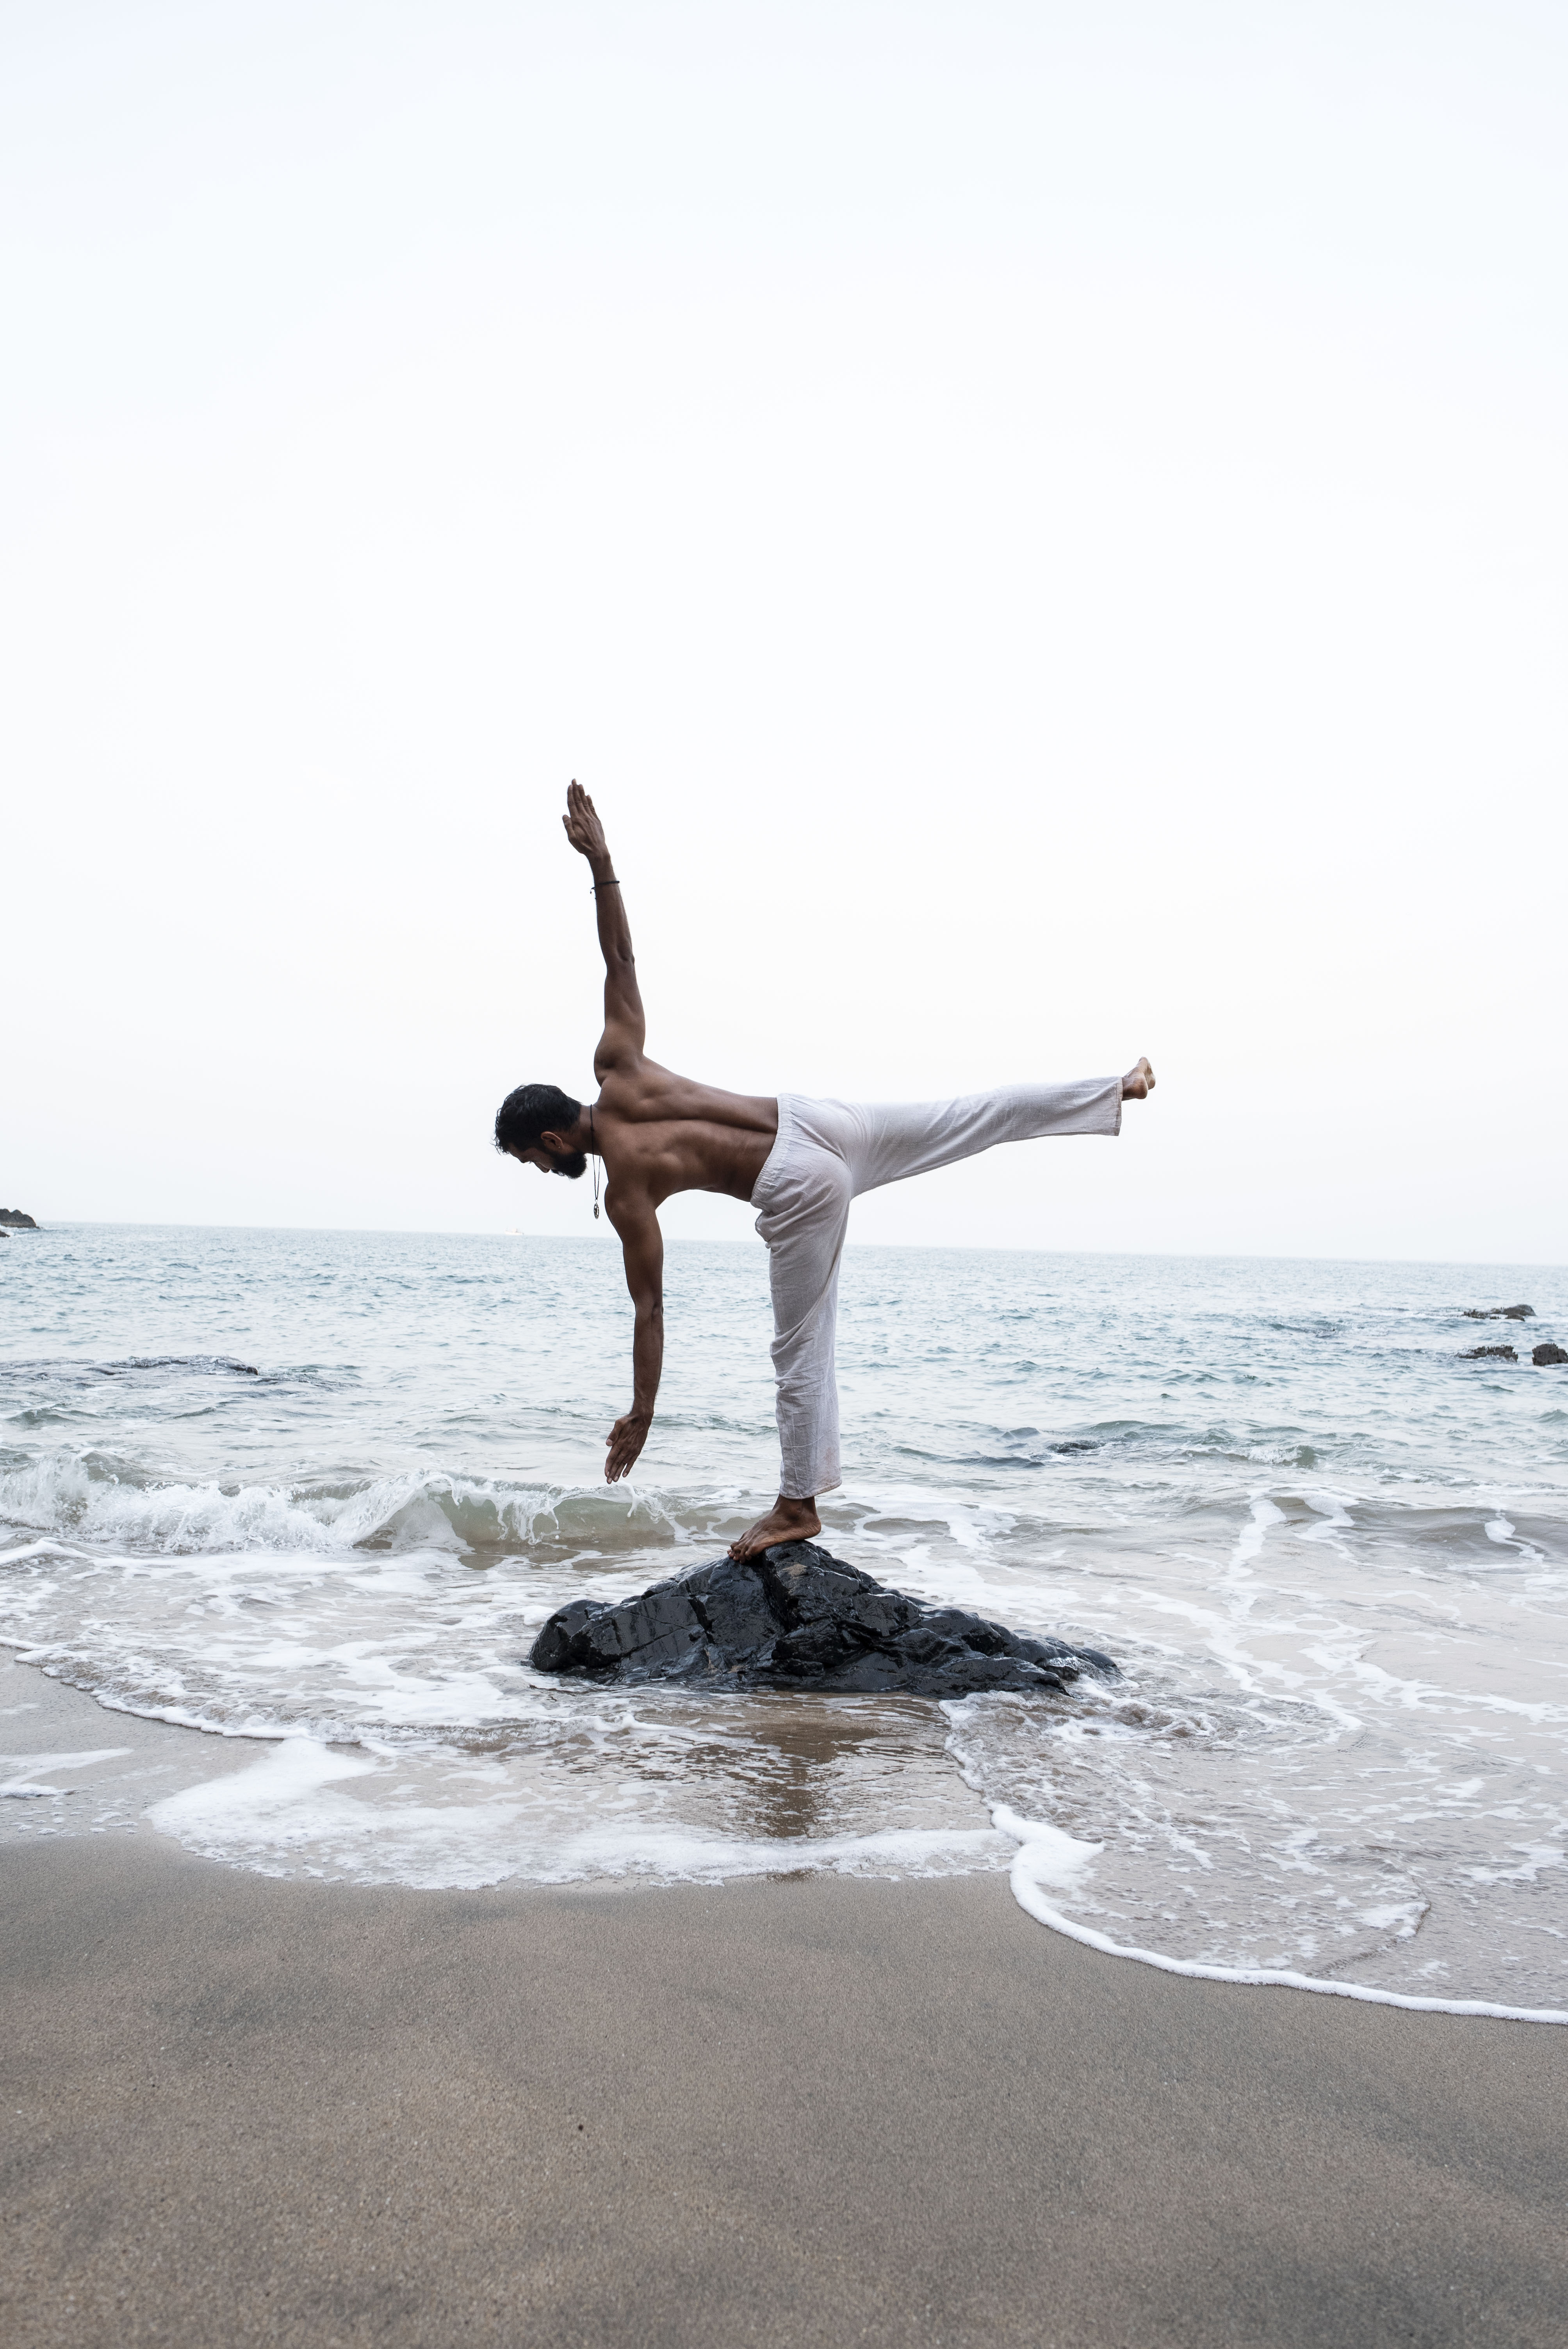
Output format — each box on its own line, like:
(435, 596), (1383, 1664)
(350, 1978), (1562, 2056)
(0, 1208), (38, 1229)
(529, 1541), (1117, 1696)
(1533, 1344), (1568, 1368)
(1461, 1344), (1517, 1362)
(1462, 1303), (1535, 1321)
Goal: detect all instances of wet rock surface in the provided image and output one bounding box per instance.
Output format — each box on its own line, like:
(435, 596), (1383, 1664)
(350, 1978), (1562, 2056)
(1462, 1303), (1535, 1321)
(1532, 1343), (1568, 1367)
(1461, 1344), (1517, 1361)
(529, 1540), (1117, 1696)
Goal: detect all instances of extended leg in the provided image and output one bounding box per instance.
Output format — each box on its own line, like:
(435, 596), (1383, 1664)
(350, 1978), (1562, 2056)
(845, 1073), (1127, 1197)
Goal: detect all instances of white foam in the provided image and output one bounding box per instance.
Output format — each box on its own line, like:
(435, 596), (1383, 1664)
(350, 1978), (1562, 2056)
(994, 1808), (1568, 2026)
(0, 1746), (133, 1797)
(0, 1463), (677, 1559)
(147, 1733), (1007, 1890)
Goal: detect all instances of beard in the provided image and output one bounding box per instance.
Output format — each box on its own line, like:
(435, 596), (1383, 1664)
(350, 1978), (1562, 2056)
(548, 1150), (589, 1180)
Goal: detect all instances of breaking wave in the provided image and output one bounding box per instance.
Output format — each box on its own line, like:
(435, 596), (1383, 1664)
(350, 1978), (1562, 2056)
(0, 1454), (689, 1560)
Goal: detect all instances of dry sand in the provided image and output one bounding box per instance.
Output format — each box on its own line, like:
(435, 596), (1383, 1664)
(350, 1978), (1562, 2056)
(3, 1663), (1565, 2348)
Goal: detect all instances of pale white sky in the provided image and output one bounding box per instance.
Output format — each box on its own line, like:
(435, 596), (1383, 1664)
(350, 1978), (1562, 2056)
(4, 1), (1564, 1260)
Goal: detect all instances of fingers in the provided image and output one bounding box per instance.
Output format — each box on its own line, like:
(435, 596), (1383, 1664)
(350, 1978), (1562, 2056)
(603, 1424), (643, 1480)
(563, 779), (602, 853)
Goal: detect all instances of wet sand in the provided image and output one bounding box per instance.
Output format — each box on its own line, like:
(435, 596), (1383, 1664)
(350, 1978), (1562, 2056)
(3, 1668), (1566, 2348)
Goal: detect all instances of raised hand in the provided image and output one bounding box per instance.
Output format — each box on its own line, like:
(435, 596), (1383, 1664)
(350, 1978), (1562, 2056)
(562, 779), (611, 868)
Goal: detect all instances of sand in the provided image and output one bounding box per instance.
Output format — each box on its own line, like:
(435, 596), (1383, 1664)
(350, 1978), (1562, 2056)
(3, 1663), (1565, 2348)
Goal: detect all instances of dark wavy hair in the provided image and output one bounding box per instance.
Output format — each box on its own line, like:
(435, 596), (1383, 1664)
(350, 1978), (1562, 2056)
(494, 1084), (582, 1157)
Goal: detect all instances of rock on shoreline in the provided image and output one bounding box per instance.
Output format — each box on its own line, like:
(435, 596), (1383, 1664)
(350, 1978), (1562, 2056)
(529, 1540), (1117, 1696)
(0, 1208), (38, 1229)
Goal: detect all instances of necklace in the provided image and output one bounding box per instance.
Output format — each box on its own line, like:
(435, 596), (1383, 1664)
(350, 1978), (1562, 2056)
(590, 1107), (600, 1219)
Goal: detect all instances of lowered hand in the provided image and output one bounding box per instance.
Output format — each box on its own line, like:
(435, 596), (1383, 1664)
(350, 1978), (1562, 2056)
(605, 1408), (651, 1482)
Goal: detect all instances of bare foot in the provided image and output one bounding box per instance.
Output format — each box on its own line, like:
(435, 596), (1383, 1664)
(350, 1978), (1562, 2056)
(1121, 1056), (1155, 1100)
(728, 1494), (821, 1561)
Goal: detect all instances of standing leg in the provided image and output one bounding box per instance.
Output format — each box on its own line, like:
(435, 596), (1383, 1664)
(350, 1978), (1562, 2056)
(730, 1116), (854, 1560)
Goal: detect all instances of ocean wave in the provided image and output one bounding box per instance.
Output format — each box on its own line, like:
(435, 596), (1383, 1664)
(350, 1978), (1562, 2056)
(2, 1355), (261, 1381)
(0, 1455), (689, 1559)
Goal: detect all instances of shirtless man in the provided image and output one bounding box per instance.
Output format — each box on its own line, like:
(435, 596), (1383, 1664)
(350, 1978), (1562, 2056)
(495, 784), (1155, 1561)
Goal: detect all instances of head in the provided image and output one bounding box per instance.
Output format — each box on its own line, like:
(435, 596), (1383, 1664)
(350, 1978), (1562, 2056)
(494, 1083), (588, 1178)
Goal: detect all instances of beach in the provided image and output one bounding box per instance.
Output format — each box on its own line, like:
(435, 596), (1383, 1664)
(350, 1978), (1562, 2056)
(4, 1666), (1566, 2349)
(5, 1232), (1567, 2341)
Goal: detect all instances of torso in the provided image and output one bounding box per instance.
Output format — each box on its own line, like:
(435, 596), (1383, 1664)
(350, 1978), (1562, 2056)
(592, 1060), (779, 1210)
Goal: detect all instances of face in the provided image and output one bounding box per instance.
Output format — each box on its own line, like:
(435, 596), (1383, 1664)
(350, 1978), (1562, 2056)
(509, 1144), (588, 1180)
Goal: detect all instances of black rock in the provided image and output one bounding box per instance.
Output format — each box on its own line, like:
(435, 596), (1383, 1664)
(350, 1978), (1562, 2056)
(0, 1208), (38, 1229)
(528, 1541), (1117, 1696)
(1462, 1304), (1534, 1320)
(1460, 1344), (1516, 1361)
(1533, 1343), (1568, 1368)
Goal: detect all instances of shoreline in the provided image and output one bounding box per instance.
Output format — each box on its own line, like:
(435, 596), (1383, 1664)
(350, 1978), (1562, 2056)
(5, 1671), (1567, 2346)
(11, 1652), (1566, 2026)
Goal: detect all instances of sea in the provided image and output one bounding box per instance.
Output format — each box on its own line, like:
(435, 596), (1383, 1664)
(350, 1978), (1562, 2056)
(3, 1223), (1566, 2022)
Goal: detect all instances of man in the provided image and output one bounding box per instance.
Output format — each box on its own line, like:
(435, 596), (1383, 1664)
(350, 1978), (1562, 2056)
(496, 783), (1154, 1561)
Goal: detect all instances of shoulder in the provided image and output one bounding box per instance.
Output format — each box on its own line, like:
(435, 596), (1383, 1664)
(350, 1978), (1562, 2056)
(595, 1058), (678, 1116)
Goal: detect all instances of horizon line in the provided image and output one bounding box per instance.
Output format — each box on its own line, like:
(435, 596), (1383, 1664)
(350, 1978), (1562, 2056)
(11, 1220), (1566, 1273)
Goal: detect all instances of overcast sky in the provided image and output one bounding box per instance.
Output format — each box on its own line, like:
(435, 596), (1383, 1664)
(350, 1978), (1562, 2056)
(5, 0), (1563, 1261)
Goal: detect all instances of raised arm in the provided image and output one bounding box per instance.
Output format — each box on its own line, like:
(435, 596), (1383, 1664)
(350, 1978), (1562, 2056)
(602, 1191), (664, 1481)
(562, 781), (645, 1074)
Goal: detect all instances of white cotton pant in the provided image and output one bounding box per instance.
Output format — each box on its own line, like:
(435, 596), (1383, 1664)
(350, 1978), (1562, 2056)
(749, 1079), (1123, 1499)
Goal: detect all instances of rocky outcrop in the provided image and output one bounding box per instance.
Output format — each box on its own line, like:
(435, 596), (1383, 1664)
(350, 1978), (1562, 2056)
(1462, 1303), (1535, 1321)
(1532, 1344), (1568, 1368)
(0, 1208), (37, 1229)
(1461, 1344), (1516, 1361)
(529, 1541), (1117, 1696)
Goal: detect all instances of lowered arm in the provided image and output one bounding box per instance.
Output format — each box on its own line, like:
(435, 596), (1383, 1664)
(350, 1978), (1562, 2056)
(603, 1192), (664, 1481)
